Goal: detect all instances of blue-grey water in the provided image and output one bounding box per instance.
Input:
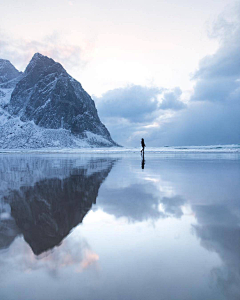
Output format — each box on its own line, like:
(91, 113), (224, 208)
(0, 153), (240, 300)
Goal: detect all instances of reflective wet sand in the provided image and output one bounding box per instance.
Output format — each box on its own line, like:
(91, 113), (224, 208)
(0, 153), (239, 300)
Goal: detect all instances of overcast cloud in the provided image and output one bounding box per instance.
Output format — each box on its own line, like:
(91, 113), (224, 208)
(94, 85), (186, 146)
(1, 4), (240, 147)
(95, 85), (163, 123)
(95, 6), (240, 147)
(159, 9), (240, 146)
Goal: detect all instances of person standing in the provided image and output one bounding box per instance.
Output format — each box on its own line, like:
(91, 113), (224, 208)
(141, 138), (146, 154)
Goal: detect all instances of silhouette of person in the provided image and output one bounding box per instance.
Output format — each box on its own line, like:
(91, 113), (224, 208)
(141, 138), (146, 154)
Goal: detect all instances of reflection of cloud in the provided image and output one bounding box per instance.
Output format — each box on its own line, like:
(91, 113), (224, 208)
(98, 182), (185, 222)
(0, 236), (99, 277)
(0, 201), (20, 250)
(78, 249), (99, 272)
(161, 196), (185, 219)
(98, 183), (163, 222)
(193, 204), (240, 299)
(193, 205), (239, 227)
(0, 217), (20, 250)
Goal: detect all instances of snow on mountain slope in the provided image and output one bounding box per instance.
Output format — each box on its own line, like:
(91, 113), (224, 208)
(0, 59), (21, 84)
(0, 53), (118, 149)
(0, 87), (13, 107)
(0, 114), (114, 149)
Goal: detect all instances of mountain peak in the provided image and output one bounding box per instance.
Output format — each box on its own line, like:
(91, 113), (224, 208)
(0, 58), (21, 84)
(30, 52), (53, 64)
(25, 53), (58, 75)
(6, 53), (118, 147)
(0, 58), (10, 65)
(32, 52), (44, 59)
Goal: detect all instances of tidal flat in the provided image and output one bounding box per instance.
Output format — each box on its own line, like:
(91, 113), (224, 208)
(0, 153), (240, 300)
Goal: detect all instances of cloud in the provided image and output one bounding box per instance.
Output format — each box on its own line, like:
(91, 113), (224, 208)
(2, 4), (240, 147)
(95, 85), (163, 123)
(140, 7), (240, 146)
(95, 6), (240, 147)
(0, 32), (88, 73)
(94, 84), (185, 146)
(95, 85), (186, 122)
(159, 87), (186, 110)
(191, 7), (240, 103)
(91, 7), (240, 147)
(147, 100), (240, 146)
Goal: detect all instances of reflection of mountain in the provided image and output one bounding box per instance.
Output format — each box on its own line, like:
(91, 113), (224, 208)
(0, 218), (20, 250)
(1, 157), (116, 255)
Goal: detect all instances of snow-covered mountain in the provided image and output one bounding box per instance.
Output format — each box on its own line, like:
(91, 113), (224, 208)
(0, 59), (22, 84)
(0, 53), (118, 148)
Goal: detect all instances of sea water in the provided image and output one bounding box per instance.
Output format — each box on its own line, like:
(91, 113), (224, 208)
(0, 152), (240, 300)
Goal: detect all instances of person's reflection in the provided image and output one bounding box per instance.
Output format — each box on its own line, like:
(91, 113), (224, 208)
(141, 153), (145, 169)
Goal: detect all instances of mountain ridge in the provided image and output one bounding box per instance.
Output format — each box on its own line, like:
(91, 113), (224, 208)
(0, 53), (118, 148)
(0, 59), (22, 84)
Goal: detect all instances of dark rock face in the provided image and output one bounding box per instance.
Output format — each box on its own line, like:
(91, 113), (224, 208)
(0, 59), (21, 84)
(8, 53), (116, 144)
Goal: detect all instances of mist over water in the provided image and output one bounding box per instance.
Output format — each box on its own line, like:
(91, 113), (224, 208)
(0, 153), (240, 300)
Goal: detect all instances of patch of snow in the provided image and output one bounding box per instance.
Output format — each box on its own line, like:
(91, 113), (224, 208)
(0, 87), (14, 106)
(0, 115), (115, 149)
(40, 98), (51, 109)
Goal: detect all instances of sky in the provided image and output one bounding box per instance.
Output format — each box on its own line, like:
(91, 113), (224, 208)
(0, 0), (240, 146)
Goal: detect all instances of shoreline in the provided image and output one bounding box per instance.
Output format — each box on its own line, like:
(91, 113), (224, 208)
(0, 145), (239, 154)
